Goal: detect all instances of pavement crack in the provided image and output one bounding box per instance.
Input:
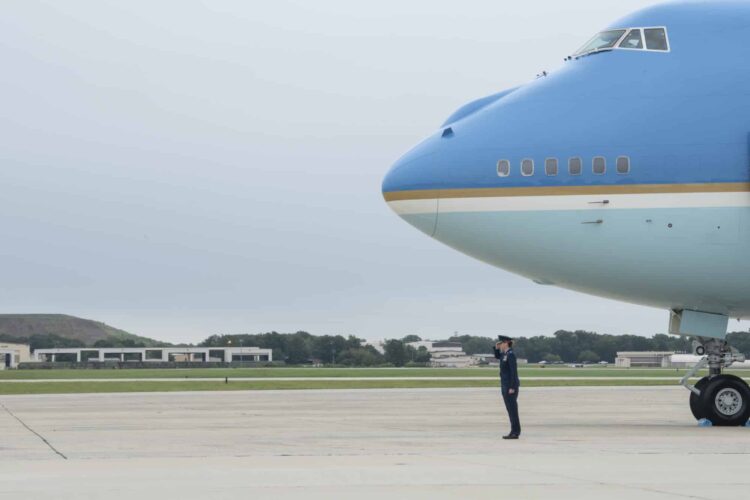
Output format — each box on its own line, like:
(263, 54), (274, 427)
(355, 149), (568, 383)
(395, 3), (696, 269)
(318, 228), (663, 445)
(0, 400), (67, 460)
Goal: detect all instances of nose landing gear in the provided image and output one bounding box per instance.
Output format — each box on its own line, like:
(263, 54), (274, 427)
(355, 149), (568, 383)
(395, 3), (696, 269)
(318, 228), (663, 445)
(682, 339), (750, 426)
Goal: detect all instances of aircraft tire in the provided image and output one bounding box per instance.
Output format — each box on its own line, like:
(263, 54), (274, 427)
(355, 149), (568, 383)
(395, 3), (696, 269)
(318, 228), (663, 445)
(702, 375), (750, 426)
(689, 376), (710, 420)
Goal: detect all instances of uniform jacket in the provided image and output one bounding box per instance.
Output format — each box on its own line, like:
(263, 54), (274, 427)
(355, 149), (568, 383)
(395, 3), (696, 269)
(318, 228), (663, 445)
(494, 347), (520, 390)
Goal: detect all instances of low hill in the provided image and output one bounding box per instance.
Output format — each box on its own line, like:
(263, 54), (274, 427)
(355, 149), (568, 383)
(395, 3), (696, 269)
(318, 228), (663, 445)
(0, 314), (166, 347)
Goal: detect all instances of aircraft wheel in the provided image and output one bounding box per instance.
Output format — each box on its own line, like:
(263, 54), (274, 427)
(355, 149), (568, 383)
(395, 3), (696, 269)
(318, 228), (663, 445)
(689, 376), (710, 420)
(702, 375), (750, 426)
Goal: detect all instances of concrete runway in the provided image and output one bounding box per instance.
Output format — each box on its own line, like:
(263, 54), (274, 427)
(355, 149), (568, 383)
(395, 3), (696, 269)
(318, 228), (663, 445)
(1, 386), (749, 499)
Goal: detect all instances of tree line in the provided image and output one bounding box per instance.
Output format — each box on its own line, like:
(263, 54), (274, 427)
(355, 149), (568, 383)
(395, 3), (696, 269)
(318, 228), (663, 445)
(5, 329), (750, 365)
(451, 330), (750, 363)
(199, 329), (750, 365)
(199, 332), (431, 367)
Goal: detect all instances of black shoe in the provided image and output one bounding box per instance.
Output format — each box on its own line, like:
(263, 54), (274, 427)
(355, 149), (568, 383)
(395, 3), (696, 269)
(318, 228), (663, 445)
(502, 434), (519, 439)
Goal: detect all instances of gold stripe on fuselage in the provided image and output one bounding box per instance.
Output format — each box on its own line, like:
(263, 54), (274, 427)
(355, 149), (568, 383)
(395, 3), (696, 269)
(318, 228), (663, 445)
(382, 182), (750, 202)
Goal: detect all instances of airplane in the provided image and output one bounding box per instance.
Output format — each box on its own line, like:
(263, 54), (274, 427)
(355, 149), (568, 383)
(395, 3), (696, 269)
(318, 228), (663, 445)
(382, 0), (750, 426)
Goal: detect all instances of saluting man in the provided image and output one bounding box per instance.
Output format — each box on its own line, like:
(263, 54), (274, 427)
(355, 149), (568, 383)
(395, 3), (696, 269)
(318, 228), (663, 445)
(494, 335), (521, 439)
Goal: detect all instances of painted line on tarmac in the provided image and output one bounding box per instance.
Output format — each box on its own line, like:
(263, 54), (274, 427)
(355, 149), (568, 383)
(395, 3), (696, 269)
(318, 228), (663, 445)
(2, 376), (748, 383)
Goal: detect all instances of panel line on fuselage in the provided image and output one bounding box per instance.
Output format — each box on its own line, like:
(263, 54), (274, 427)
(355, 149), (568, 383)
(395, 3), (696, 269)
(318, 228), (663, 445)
(383, 182), (750, 202)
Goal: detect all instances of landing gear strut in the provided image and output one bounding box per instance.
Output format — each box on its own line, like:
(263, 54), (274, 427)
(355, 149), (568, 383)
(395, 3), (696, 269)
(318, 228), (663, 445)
(681, 338), (750, 426)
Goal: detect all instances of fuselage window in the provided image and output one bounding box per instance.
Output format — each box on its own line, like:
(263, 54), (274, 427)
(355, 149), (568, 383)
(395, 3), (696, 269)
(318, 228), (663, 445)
(521, 159), (534, 176)
(593, 156), (606, 174)
(545, 158), (558, 176)
(616, 156), (630, 174)
(497, 159), (510, 177)
(618, 29), (643, 49)
(568, 157), (582, 175)
(644, 28), (669, 51)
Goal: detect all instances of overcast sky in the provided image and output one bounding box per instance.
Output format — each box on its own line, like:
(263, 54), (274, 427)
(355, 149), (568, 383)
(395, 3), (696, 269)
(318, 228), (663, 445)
(3, 0), (739, 344)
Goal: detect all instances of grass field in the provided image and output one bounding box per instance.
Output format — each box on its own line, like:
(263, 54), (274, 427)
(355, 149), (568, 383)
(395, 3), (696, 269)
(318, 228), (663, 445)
(0, 377), (686, 395)
(1, 366), (746, 395)
(0, 366), (715, 380)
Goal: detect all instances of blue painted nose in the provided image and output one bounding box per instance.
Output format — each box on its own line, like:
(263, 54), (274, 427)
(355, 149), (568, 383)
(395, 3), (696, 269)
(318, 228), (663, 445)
(382, 149), (439, 237)
(382, 126), (457, 192)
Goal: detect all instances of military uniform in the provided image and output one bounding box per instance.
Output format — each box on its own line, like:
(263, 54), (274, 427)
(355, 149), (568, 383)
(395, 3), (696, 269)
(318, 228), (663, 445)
(494, 337), (521, 437)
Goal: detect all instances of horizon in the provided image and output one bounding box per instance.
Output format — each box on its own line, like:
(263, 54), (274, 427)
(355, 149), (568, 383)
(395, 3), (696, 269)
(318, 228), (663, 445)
(3, 313), (749, 346)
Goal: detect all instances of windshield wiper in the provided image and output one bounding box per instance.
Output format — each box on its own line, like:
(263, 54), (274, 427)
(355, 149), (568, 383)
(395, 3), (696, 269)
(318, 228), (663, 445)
(566, 47), (614, 61)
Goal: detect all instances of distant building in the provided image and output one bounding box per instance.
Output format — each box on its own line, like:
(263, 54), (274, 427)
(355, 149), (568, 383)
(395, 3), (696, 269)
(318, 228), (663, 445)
(0, 343), (32, 369)
(32, 346), (272, 364)
(473, 353), (498, 365)
(615, 351), (674, 368)
(407, 340), (476, 368)
(669, 353), (750, 369)
(668, 353), (702, 369)
(473, 353), (528, 366)
(364, 341), (385, 355)
(615, 351), (750, 369)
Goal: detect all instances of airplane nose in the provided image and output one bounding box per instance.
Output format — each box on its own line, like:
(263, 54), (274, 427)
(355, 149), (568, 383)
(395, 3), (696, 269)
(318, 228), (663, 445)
(382, 151), (439, 237)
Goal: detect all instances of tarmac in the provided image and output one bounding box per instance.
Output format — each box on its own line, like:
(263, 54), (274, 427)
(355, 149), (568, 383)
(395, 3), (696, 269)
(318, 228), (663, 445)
(1, 386), (749, 499)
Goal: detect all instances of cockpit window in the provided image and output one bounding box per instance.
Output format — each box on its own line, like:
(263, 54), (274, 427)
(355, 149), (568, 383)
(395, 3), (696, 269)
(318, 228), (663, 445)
(572, 26), (669, 57)
(574, 29), (627, 56)
(618, 29), (643, 49)
(644, 28), (669, 51)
